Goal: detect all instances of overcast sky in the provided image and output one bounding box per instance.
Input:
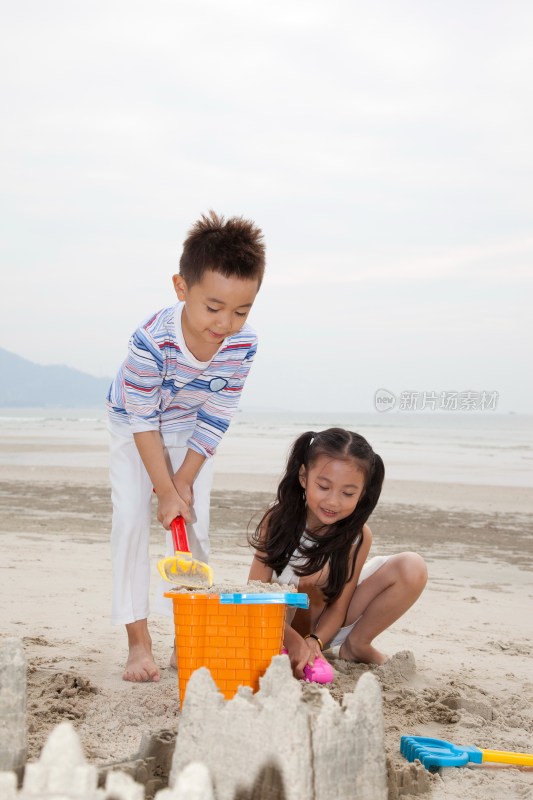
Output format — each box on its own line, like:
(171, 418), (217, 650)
(1, 1), (531, 412)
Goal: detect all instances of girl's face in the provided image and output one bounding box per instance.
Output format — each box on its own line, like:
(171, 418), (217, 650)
(299, 454), (366, 532)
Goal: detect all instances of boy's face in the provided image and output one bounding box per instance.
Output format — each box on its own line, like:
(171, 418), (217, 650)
(173, 269), (259, 353)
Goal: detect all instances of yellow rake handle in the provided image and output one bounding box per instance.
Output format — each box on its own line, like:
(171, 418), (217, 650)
(481, 749), (533, 767)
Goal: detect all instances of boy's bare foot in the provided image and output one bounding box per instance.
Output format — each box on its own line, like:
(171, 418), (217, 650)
(123, 645), (161, 682)
(339, 639), (388, 666)
(124, 619), (160, 682)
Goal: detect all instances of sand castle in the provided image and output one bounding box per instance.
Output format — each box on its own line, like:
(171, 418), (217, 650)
(0, 637), (387, 800)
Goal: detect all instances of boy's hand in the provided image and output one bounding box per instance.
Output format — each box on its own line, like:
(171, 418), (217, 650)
(156, 486), (191, 529)
(172, 472), (193, 509)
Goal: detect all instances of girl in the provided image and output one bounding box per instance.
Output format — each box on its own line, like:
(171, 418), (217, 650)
(249, 428), (427, 679)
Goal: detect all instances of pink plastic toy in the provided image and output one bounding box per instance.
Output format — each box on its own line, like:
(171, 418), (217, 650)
(281, 648), (334, 684)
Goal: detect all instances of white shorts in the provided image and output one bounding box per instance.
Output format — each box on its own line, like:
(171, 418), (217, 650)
(328, 555), (391, 648)
(109, 422), (214, 625)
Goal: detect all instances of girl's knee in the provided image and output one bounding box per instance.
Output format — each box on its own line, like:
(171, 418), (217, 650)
(397, 552), (428, 589)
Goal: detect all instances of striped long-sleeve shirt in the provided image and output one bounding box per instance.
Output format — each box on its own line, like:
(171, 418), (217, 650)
(106, 303), (257, 458)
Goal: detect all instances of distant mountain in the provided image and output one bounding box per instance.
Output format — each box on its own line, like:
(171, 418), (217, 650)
(0, 347), (112, 407)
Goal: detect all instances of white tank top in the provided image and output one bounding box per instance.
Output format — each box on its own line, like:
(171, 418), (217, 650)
(276, 532), (314, 588)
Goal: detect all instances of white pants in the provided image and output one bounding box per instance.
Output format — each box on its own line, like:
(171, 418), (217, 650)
(109, 423), (214, 625)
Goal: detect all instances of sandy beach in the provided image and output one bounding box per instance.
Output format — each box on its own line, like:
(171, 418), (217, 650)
(0, 428), (532, 799)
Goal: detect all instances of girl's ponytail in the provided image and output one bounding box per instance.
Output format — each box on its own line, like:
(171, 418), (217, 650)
(249, 430), (316, 571)
(354, 450), (385, 524)
(278, 430), (316, 499)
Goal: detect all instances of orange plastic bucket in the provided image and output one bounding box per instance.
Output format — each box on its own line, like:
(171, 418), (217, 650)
(165, 591), (306, 704)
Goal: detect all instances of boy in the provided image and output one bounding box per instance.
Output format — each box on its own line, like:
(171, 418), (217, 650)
(106, 211), (265, 682)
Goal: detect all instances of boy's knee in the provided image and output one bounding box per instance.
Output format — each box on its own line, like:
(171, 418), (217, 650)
(112, 507), (151, 539)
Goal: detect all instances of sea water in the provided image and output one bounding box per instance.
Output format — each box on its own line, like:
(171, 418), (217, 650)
(218, 410), (533, 487)
(0, 408), (531, 487)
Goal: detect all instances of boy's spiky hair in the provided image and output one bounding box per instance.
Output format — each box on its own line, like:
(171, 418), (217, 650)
(179, 210), (265, 287)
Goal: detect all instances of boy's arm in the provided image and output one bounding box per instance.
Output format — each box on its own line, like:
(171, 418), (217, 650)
(133, 431), (191, 528)
(187, 338), (257, 458)
(172, 449), (207, 507)
(122, 325), (167, 432)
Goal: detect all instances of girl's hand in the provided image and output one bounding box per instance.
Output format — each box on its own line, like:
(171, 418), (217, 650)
(305, 636), (323, 664)
(286, 637), (314, 680)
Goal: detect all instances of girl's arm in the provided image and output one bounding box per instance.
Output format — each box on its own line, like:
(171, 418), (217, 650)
(248, 552), (274, 582)
(247, 522), (312, 679)
(248, 513), (275, 583)
(282, 624), (316, 678)
(310, 525), (373, 651)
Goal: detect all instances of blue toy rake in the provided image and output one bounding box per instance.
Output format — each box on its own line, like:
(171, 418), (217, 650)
(401, 735), (533, 770)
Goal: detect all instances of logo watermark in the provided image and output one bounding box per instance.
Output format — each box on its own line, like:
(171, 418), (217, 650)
(374, 389), (499, 412)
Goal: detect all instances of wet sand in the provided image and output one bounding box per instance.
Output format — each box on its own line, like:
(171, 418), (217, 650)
(1, 471), (532, 799)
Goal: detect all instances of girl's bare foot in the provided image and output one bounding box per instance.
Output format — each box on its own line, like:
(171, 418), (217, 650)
(169, 644), (177, 670)
(124, 619), (160, 682)
(339, 639), (388, 666)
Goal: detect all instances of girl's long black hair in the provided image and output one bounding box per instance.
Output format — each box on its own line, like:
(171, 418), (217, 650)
(249, 428), (385, 603)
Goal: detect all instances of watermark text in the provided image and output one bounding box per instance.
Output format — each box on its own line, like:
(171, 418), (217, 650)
(374, 389), (499, 412)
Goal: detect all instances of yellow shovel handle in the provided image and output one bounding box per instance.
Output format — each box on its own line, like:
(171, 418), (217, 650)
(481, 749), (533, 767)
